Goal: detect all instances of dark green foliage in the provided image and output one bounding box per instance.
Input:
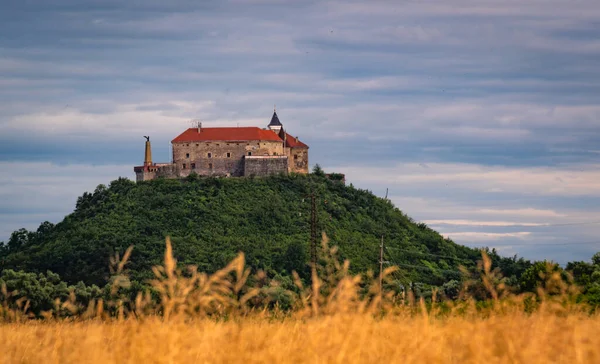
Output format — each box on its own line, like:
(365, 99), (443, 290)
(312, 164), (325, 176)
(326, 173), (345, 182)
(442, 280), (461, 300)
(0, 174), (519, 290)
(566, 258), (600, 306)
(485, 249), (532, 285)
(593, 252), (600, 267)
(0, 269), (101, 316)
(519, 260), (565, 293)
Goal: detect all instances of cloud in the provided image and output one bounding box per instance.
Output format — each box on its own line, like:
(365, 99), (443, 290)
(1, 0), (599, 265)
(424, 220), (549, 227)
(0, 162), (132, 242)
(338, 162), (600, 197)
(441, 232), (532, 241)
(474, 208), (567, 218)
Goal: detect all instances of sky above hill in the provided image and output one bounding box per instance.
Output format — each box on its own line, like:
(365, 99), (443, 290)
(1, 0), (599, 264)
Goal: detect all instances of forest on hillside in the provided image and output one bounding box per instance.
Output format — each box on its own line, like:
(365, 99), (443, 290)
(1, 169), (599, 314)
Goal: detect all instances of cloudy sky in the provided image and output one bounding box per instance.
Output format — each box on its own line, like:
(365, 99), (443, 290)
(1, 0), (599, 264)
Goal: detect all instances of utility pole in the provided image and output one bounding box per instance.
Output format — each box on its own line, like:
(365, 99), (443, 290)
(379, 234), (384, 291)
(310, 192), (318, 270)
(380, 187), (388, 291)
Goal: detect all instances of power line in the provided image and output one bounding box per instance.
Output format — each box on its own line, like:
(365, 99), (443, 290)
(384, 246), (462, 276)
(389, 262), (462, 275)
(385, 247), (473, 262)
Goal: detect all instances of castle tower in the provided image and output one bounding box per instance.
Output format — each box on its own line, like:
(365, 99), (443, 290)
(268, 107), (283, 133)
(144, 136), (152, 166)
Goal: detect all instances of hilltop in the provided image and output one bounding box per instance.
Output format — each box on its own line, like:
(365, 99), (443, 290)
(1, 172), (497, 287)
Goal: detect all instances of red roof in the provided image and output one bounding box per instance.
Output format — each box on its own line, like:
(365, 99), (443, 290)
(172, 127), (283, 143)
(285, 132), (309, 148)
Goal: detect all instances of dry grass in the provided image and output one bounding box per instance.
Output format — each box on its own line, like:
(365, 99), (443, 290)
(1, 236), (599, 363)
(1, 313), (599, 363)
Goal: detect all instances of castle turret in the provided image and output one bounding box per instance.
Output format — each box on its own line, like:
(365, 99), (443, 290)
(144, 136), (152, 166)
(268, 107), (283, 133)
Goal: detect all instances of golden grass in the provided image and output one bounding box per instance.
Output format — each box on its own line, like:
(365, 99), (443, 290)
(1, 236), (599, 363)
(1, 313), (600, 363)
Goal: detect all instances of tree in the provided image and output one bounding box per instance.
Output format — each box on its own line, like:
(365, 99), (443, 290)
(0, 269), (101, 316)
(6, 229), (31, 251)
(442, 279), (461, 300)
(280, 241), (309, 278)
(566, 261), (595, 286)
(312, 164), (325, 176)
(592, 252), (600, 267)
(519, 261), (563, 294)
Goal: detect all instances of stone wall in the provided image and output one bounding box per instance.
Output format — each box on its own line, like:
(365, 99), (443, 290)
(155, 164), (178, 179)
(287, 147), (309, 174)
(243, 156), (288, 177)
(172, 140), (285, 177)
(135, 164), (179, 181)
(135, 170), (155, 182)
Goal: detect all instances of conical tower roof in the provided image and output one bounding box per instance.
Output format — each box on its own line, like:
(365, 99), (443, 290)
(268, 111), (282, 127)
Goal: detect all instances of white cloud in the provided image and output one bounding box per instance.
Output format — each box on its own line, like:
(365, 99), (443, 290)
(340, 162), (600, 197)
(424, 220), (548, 227)
(475, 208), (567, 218)
(330, 0), (600, 20)
(442, 232), (532, 241)
(1, 101), (221, 140)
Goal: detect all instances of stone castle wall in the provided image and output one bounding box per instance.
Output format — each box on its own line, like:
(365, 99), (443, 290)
(244, 156), (288, 177)
(287, 147), (309, 174)
(172, 140), (285, 177)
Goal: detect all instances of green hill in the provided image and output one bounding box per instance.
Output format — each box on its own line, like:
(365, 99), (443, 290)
(1, 173), (490, 288)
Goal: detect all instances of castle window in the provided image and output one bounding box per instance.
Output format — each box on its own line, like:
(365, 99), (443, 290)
(186, 153), (190, 158)
(183, 163), (187, 169)
(226, 152), (231, 158)
(294, 155), (298, 160)
(186, 144), (189, 147)
(208, 152), (212, 158)
(248, 152), (252, 156)
(191, 163), (196, 169)
(196, 144), (199, 147)
(216, 144), (220, 146)
(208, 163), (213, 169)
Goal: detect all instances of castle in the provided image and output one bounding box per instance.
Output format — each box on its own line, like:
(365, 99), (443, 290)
(134, 110), (309, 181)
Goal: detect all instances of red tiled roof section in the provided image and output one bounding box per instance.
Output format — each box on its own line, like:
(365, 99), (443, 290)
(285, 132), (309, 148)
(172, 127), (283, 143)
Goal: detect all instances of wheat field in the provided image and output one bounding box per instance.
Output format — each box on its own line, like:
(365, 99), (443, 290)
(1, 312), (599, 363)
(2, 237), (600, 363)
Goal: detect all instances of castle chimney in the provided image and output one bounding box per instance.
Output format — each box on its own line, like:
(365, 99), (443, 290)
(144, 136), (152, 167)
(197, 121), (202, 133)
